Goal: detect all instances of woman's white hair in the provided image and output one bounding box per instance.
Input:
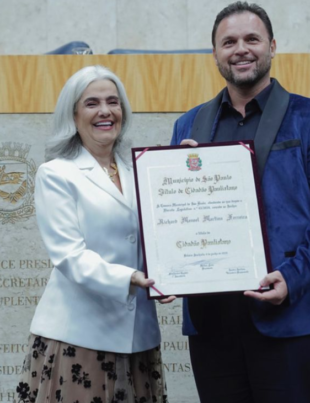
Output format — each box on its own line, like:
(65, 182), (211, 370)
(45, 65), (132, 162)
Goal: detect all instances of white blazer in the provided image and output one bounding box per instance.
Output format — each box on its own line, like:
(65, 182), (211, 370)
(31, 147), (161, 353)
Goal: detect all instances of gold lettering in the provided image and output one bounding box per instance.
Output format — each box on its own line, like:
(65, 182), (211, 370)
(163, 362), (191, 372)
(0, 344), (28, 353)
(0, 365), (23, 375)
(0, 277), (48, 288)
(163, 341), (189, 351)
(0, 259), (53, 270)
(157, 315), (182, 325)
(0, 260), (16, 269)
(0, 392), (16, 402)
(12, 277), (18, 287)
(158, 315), (168, 325)
(0, 296), (41, 306)
(19, 259), (53, 269)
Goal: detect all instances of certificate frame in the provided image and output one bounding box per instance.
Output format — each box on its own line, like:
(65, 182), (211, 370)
(132, 141), (272, 299)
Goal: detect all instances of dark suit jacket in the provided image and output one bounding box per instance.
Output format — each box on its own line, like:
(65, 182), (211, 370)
(171, 79), (310, 338)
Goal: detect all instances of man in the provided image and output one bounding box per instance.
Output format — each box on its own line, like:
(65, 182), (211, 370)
(171, 2), (310, 402)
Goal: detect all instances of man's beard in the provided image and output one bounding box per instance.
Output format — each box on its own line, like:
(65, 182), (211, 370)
(217, 55), (272, 88)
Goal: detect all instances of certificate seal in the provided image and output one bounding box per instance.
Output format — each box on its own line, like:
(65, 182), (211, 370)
(186, 153), (202, 171)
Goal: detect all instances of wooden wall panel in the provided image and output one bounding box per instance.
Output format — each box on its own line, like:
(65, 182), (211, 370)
(0, 56), (47, 113)
(0, 54), (309, 113)
(271, 54), (310, 96)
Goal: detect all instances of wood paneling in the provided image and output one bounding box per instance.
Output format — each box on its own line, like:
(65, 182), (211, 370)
(0, 54), (309, 113)
(0, 56), (47, 113)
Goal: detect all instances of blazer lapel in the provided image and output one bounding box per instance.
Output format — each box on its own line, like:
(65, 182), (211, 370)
(190, 90), (224, 142)
(190, 80), (290, 178)
(115, 153), (134, 210)
(74, 147), (134, 210)
(254, 79), (290, 177)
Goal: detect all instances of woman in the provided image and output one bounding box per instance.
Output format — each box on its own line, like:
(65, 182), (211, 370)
(16, 65), (173, 403)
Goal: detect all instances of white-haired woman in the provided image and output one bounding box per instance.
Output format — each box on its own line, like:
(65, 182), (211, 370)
(16, 65), (172, 403)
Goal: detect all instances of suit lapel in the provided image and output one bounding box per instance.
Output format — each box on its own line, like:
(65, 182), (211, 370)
(74, 147), (134, 210)
(115, 153), (134, 210)
(190, 80), (290, 178)
(254, 80), (290, 176)
(190, 90), (224, 142)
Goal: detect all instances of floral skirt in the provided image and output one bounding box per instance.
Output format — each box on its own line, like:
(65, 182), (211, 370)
(15, 334), (168, 403)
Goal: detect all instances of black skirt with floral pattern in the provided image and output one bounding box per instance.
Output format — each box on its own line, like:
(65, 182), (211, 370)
(15, 334), (168, 403)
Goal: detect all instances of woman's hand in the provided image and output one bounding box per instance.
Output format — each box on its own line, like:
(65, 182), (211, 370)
(131, 271), (155, 288)
(131, 272), (177, 303)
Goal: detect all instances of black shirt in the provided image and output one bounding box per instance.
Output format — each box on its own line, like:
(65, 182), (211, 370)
(210, 80), (275, 335)
(214, 80), (275, 142)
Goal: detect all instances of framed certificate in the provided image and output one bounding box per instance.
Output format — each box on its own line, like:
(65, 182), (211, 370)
(132, 142), (272, 298)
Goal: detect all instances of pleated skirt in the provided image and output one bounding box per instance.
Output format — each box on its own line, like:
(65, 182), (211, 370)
(15, 334), (168, 403)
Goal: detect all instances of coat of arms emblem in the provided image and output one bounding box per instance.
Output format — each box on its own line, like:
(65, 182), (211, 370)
(0, 142), (37, 224)
(186, 153), (202, 171)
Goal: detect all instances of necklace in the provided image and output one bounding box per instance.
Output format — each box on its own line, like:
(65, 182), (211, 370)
(102, 162), (118, 182)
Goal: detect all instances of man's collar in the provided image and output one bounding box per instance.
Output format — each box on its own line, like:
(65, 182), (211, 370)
(221, 78), (275, 112)
(255, 78), (275, 110)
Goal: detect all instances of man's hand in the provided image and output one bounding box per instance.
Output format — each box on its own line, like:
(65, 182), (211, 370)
(244, 270), (288, 305)
(158, 296), (177, 304)
(180, 139), (199, 147)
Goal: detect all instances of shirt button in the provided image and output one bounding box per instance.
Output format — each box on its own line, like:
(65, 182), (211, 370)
(239, 121), (244, 126)
(128, 235), (136, 243)
(127, 303), (135, 311)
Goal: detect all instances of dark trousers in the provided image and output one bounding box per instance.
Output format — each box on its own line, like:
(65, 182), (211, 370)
(188, 296), (310, 403)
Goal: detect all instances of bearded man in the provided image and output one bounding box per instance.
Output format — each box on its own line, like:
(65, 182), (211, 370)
(171, 2), (310, 402)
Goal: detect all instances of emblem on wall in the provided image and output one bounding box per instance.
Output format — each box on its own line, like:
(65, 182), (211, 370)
(186, 153), (202, 171)
(0, 142), (37, 224)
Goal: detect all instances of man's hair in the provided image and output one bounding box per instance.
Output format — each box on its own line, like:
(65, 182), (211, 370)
(212, 2), (274, 47)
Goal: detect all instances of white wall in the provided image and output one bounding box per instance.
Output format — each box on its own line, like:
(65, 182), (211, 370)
(0, 0), (309, 55)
